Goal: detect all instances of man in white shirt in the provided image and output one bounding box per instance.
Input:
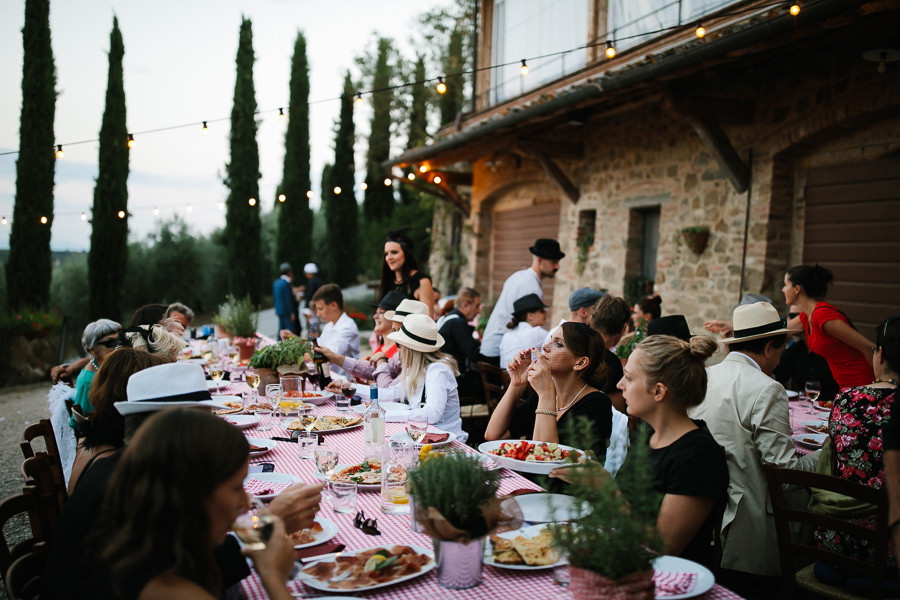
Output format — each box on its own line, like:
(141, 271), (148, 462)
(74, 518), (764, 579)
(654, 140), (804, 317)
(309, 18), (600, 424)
(310, 283), (360, 379)
(480, 238), (565, 365)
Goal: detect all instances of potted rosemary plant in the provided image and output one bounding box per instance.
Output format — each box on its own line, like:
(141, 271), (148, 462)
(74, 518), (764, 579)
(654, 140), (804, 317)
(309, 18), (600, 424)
(214, 295), (258, 361)
(249, 336), (311, 388)
(407, 451), (518, 589)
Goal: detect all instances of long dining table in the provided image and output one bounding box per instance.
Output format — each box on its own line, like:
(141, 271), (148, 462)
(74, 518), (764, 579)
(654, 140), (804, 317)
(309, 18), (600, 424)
(209, 382), (745, 600)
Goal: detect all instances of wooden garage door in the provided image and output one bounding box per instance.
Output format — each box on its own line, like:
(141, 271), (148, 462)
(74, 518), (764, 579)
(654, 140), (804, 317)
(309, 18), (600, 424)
(804, 158), (900, 335)
(491, 202), (561, 309)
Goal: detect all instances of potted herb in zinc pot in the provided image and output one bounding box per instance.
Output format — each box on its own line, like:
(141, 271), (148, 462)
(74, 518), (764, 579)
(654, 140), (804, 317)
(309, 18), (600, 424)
(407, 451), (521, 589)
(214, 295), (259, 361)
(248, 336), (311, 389)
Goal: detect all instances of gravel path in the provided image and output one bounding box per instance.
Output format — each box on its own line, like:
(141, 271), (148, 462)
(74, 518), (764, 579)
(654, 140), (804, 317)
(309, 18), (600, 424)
(0, 381), (50, 600)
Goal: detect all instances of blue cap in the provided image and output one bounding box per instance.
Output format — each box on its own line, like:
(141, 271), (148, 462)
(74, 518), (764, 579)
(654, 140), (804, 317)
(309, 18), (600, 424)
(568, 287), (605, 311)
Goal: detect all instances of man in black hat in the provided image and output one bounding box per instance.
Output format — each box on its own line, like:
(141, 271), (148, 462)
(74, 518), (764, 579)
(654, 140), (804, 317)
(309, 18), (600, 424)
(480, 238), (565, 366)
(274, 262), (298, 335)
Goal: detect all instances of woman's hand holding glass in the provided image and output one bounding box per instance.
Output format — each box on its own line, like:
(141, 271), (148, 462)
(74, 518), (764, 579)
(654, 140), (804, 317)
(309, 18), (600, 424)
(241, 514), (296, 589)
(527, 351), (555, 400)
(507, 349), (532, 387)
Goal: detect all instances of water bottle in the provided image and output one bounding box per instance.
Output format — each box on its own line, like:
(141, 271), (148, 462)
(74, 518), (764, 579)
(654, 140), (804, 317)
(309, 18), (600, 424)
(364, 383), (385, 459)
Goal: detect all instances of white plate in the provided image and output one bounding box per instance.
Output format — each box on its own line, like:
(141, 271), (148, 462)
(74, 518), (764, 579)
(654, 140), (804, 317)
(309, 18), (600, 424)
(802, 420), (829, 434)
(812, 401), (833, 413)
(300, 391), (333, 405)
(225, 414), (259, 429)
(246, 437), (276, 457)
(389, 428), (457, 447)
(243, 472), (301, 500)
(793, 432), (827, 449)
(786, 390), (799, 400)
(484, 523), (566, 570)
(291, 516), (338, 550)
(652, 555), (715, 599)
(514, 493), (587, 523)
(296, 544), (434, 592)
(477, 440), (582, 475)
(287, 416), (364, 434)
(313, 463), (384, 490)
(471, 452), (502, 471)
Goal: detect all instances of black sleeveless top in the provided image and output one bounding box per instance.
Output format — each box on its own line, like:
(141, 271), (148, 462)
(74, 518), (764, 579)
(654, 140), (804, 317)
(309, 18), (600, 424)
(385, 271), (430, 301)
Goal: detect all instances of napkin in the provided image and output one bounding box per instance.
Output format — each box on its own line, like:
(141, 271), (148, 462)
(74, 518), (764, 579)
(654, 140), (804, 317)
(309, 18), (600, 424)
(507, 488), (541, 497)
(652, 571), (697, 596)
(248, 443), (268, 453)
(421, 432), (450, 444)
(244, 479), (293, 496)
(296, 542), (345, 561)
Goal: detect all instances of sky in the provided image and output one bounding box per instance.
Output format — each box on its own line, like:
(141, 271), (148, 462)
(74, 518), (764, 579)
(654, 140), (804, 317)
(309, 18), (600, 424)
(0, 0), (454, 251)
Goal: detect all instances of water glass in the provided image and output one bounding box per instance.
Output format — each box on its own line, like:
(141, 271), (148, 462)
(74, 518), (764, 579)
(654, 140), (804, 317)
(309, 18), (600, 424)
(255, 408), (273, 431)
(296, 430), (317, 460)
(331, 482), (358, 514)
(265, 383), (282, 416)
(336, 380), (353, 412)
(232, 499), (274, 551)
(406, 403), (429, 445)
(315, 443), (339, 479)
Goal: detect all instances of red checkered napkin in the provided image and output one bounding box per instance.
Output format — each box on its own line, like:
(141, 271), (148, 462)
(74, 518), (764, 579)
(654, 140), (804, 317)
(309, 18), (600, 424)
(243, 479), (292, 495)
(653, 570), (697, 596)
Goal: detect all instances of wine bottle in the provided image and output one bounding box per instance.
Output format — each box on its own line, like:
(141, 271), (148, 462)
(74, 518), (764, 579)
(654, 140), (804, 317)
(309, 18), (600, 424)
(364, 383), (385, 452)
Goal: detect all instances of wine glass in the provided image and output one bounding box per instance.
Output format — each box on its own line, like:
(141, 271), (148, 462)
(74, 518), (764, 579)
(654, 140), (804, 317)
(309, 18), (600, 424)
(210, 363), (225, 392)
(406, 403), (429, 445)
(297, 404), (317, 434)
(244, 370), (260, 406)
(265, 383), (282, 418)
(232, 499), (275, 551)
(315, 443), (339, 480)
(805, 380), (821, 404)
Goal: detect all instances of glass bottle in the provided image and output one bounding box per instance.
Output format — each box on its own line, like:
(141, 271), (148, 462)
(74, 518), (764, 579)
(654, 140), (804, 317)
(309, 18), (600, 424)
(364, 382), (385, 459)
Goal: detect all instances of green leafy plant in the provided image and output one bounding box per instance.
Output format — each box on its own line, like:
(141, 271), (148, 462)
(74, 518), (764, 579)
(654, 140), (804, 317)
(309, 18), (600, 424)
(214, 294), (258, 338)
(249, 336), (311, 369)
(575, 230), (594, 275)
(549, 419), (662, 580)
(0, 307), (62, 337)
(616, 317), (647, 359)
(408, 452), (501, 537)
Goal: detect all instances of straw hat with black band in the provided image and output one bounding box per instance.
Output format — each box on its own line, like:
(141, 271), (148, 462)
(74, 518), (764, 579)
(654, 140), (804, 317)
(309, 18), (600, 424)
(115, 362), (231, 415)
(384, 298), (430, 323)
(719, 302), (800, 344)
(387, 313), (445, 353)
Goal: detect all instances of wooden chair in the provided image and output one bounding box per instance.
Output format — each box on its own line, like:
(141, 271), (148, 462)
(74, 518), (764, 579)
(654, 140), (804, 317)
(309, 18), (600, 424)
(0, 490), (45, 589)
(763, 463), (890, 600)
(477, 361), (510, 414)
(20, 454), (66, 531)
(19, 419), (61, 462)
(5, 541), (47, 600)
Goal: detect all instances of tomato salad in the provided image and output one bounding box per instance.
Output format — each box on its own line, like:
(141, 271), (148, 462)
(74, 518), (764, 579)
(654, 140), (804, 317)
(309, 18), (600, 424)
(489, 441), (577, 462)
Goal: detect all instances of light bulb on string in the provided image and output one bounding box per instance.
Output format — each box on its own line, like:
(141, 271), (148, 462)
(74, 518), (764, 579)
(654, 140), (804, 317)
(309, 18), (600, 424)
(361, 182), (368, 190)
(384, 178), (392, 186)
(1, 217), (7, 225)
(433, 175), (442, 184)
(436, 77), (447, 94)
(56, 145), (64, 159)
(306, 190), (312, 198)
(789, 2), (800, 15)
(127, 133), (135, 148)
(117, 210), (126, 219)
(279, 108), (286, 122)
(278, 194), (286, 203)
(407, 173), (415, 181)
(218, 201), (225, 210)
(80, 212), (87, 221)
(202, 121), (209, 134)
(40, 216), (48, 224)
(354, 93), (363, 106)
(695, 23), (706, 38)
(153, 206), (160, 215)
(185, 205), (192, 213)
(248, 198), (257, 206)
(418, 165), (428, 173)
(606, 41), (616, 59)
(520, 59), (529, 76)
(333, 186), (342, 195)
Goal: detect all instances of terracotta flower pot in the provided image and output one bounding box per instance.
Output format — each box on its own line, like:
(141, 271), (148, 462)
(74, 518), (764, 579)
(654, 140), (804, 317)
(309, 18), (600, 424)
(569, 566), (655, 600)
(234, 336), (257, 361)
(680, 229), (709, 255)
(256, 367), (279, 391)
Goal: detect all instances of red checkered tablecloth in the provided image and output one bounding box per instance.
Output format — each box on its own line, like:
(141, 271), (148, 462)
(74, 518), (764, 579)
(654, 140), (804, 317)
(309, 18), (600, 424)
(789, 396), (831, 455)
(236, 397), (744, 600)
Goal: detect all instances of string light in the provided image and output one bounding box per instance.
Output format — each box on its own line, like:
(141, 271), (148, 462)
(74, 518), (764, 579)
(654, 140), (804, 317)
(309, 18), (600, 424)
(384, 178), (392, 186)
(40, 216), (47, 224)
(306, 190), (312, 198)
(361, 182), (368, 190)
(1, 217), (7, 225)
(248, 198), (257, 206)
(117, 210), (125, 219)
(407, 173), (415, 181)
(436, 77), (447, 94)
(153, 206), (160, 215)
(56, 144), (63, 159)
(354, 93), (363, 106)
(278, 194), (286, 202)
(695, 23), (706, 38)
(333, 186), (342, 195)
(218, 201), (225, 210)
(520, 59), (529, 76)
(185, 204), (192, 213)
(606, 41), (617, 59)
(789, 2), (801, 15)
(80, 212), (87, 221)
(202, 121), (209, 134)
(279, 108), (286, 122)
(127, 133), (135, 148)
(418, 165), (428, 173)
(433, 175), (442, 184)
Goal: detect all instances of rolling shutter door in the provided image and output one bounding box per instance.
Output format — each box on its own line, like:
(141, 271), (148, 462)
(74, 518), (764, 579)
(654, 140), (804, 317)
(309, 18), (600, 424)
(804, 158), (900, 334)
(491, 202), (561, 309)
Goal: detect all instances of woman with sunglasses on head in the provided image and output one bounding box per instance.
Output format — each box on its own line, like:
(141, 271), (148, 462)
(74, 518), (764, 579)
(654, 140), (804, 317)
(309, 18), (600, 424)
(486, 322), (612, 462)
(71, 319), (122, 432)
(783, 264), (874, 389)
(378, 229), (435, 311)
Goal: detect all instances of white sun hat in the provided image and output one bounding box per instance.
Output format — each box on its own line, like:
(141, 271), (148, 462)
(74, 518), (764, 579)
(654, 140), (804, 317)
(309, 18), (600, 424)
(387, 313), (445, 353)
(115, 362), (230, 415)
(719, 301), (800, 344)
(384, 298), (430, 323)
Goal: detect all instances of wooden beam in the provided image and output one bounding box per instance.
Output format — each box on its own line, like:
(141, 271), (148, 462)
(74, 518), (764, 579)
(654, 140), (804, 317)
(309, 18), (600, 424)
(669, 93), (755, 125)
(397, 177), (470, 216)
(536, 154), (580, 204)
(515, 139), (584, 161)
(684, 115), (750, 193)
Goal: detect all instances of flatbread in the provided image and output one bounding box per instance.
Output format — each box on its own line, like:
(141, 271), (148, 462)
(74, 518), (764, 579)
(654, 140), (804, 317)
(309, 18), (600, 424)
(511, 534), (558, 566)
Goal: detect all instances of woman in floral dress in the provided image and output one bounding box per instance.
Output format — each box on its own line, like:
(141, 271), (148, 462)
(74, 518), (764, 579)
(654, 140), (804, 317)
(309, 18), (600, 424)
(816, 316), (899, 563)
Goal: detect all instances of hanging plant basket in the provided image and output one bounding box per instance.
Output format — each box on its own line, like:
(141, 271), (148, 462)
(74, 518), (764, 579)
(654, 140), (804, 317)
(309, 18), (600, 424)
(680, 227), (710, 255)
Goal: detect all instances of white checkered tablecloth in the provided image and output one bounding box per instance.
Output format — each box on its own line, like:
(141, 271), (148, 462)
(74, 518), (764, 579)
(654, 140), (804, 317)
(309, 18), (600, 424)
(236, 397), (744, 600)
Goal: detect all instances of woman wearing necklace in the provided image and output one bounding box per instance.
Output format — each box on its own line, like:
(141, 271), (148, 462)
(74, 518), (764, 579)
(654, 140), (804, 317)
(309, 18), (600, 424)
(71, 319), (122, 433)
(378, 229), (435, 311)
(814, 315), (899, 564)
(485, 322), (612, 462)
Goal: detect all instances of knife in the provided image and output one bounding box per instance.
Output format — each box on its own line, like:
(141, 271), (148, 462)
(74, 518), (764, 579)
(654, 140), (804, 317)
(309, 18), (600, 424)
(271, 436), (297, 443)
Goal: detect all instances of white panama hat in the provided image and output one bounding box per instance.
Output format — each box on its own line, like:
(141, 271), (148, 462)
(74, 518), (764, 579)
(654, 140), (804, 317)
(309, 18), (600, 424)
(387, 313), (445, 353)
(115, 362), (230, 416)
(384, 298), (430, 323)
(719, 301), (800, 344)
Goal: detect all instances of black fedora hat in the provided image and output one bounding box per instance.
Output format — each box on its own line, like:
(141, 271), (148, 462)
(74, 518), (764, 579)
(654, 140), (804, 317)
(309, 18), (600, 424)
(512, 293), (547, 315)
(647, 315), (692, 341)
(529, 238), (565, 260)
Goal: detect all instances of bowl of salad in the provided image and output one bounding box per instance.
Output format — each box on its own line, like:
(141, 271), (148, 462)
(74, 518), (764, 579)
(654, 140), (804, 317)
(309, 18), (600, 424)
(477, 440), (581, 475)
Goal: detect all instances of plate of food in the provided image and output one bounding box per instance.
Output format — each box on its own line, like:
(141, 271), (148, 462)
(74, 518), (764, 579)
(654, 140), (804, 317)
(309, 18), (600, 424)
(289, 516), (338, 550)
(389, 428), (457, 447)
(802, 420), (829, 434)
(295, 390), (334, 406)
(652, 555), (715, 599)
(812, 400), (834, 413)
(214, 397), (244, 415)
(793, 432), (827, 449)
(315, 460), (405, 490)
(297, 544), (434, 592)
(224, 414), (259, 429)
(243, 472), (301, 500)
(485, 524), (565, 570)
(514, 493), (588, 523)
(246, 437), (276, 457)
(478, 440), (581, 475)
(287, 415), (364, 433)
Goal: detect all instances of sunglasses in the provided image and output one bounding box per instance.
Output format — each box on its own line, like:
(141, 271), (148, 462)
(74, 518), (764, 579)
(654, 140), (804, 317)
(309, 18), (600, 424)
(353, 510), (380, 536)
(95, 339), (119, 349)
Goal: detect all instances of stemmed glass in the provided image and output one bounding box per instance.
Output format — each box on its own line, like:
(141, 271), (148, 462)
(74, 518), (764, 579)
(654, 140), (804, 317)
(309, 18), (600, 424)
(244, 370), (260, 407)
(210, 362), (225, 393)
(805, 380), (821, 404)
(265, 383), (282, 418)
(315, 443), (339, 480)
(297, 404), (317, 434)
(232, 499), (274, 551)
(406, 403), (428, 445)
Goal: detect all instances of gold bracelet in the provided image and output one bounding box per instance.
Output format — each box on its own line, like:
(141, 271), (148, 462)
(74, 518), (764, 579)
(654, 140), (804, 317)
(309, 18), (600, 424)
(535, 408), (558, 417)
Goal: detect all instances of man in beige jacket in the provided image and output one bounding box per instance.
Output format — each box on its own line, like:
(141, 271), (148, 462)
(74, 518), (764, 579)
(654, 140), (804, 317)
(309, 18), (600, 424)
(691, 302), (820, 599)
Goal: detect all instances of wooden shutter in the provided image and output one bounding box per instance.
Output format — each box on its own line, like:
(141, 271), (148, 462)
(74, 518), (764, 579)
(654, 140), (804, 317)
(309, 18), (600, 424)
(491, 202), (561, 308)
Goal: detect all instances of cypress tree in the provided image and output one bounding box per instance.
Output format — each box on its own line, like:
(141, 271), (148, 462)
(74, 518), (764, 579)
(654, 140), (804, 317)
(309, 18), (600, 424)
(323, 74), (358, 286)
(408, 55), (428, 149)
(224, 17), (262, 304)
(6, 0), (56, 310)
(88, 16), (129, 321)
(362, 38), (394, 221)
(275, 31), (311, 273)
(439, 26), (465, 127)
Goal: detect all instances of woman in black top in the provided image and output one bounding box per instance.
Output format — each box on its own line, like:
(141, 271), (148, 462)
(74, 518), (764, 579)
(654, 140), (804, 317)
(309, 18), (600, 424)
(378, 229), (435, 310)
(485, 322), (612, 461)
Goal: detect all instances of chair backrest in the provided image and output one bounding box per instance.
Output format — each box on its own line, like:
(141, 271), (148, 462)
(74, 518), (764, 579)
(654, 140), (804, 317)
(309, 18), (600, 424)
(20, 453), (66, 530)
(5, 541), (48, 600)
(763, 463), (889, 600)
(20, 419), (61, 464)
(0, 491), (44, 583)
(478, 361), (510, 413)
